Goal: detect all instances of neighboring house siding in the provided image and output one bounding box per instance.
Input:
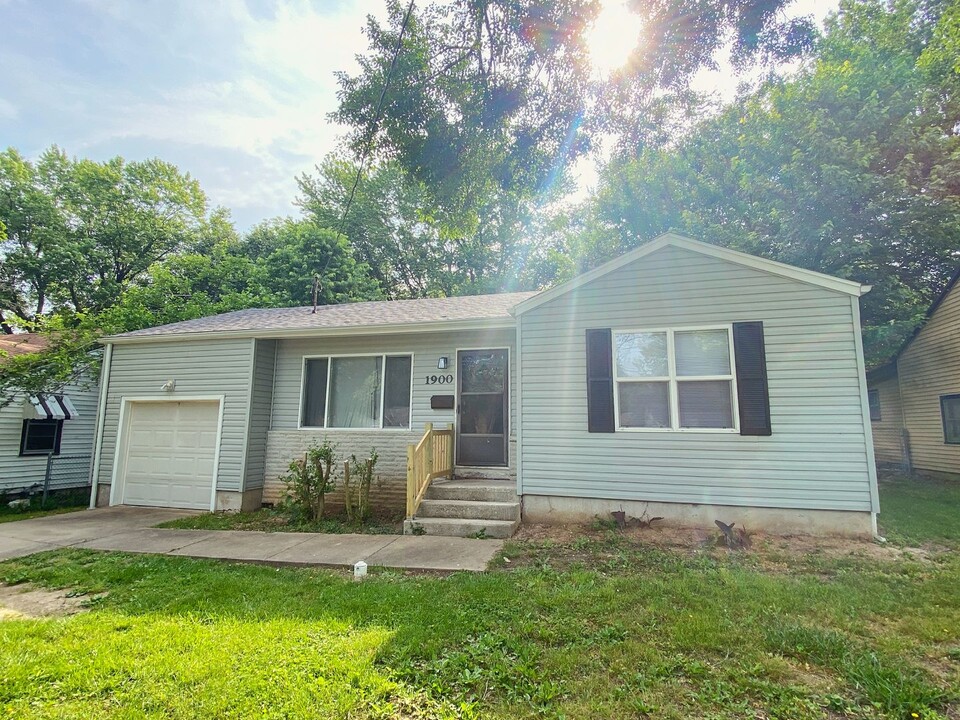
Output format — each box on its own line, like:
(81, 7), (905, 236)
(897, 281), (960, 476)
(95, 339), (254, 494)
(0, 381), (99, 494)
(262, 329), (517, 506)
(243, 339), (276, 491)
(519, 244), (875, 512)
(868, 376), (905, 466)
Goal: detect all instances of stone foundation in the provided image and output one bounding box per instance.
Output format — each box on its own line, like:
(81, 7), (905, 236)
(521, 494), (876, 538)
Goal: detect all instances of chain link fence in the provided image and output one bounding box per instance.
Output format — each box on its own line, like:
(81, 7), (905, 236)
(40, 453), (92, 505)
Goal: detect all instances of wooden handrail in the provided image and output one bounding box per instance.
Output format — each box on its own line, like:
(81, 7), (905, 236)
(406, 422), (454, 519)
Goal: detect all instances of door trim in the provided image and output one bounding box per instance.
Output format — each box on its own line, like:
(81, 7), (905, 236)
(109, 395), (225, 511)
(455, 347), (510, 467)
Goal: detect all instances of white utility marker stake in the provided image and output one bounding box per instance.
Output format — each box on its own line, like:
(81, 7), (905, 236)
(353, 560), (368, 581)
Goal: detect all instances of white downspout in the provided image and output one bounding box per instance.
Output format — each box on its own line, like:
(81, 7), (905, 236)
(88, 342), (113, 509)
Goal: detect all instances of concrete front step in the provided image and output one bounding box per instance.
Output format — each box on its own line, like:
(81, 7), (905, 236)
(403, 517), (520, 539)
(417, 498), (520, 522)
(455, 467), (514, 481)
(427, 479), (518, 503)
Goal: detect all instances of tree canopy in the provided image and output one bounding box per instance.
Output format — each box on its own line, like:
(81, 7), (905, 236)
(573, 0), (960, 365)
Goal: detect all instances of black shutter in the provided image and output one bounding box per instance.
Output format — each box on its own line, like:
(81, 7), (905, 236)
(586, 328), (615, 433)
(733, 322), (772, 436)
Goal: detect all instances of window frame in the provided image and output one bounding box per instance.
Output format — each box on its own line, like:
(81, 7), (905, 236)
(20, 418), (64, 456)
(298, 353), (414, 431)
(868, 389), (881, 422)
(940, 393), (960, 445)
(612, 325), (740, 433)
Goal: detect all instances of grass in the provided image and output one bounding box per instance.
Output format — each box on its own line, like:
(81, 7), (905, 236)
(0, 475), (957, 718)
(877, 471), (960, 546)
(0, 488), (88, 524)
(156, 505), (403, 535)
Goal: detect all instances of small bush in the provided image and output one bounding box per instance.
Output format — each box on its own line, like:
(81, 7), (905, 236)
(344, 450), (378, 523)
(281, 440), (338, 521)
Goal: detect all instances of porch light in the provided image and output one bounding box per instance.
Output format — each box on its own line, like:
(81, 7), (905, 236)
(437, 356), (449, 370)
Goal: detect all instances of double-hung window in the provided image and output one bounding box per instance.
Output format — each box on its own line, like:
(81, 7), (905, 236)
(301, 355), (412, 429)
(614, 327), (737, 430)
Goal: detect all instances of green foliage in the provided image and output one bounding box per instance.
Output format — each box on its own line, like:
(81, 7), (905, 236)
(241, 217), (381, 306)
(0, 146), (212, 323)
(282, 440), (339, 522)
(335, 0), (814, 225)
(579, 0), (960, 366)
(344, 450), (379, 524)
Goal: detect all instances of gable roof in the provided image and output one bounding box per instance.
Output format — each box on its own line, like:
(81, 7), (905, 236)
(107, 291), (539, 344)
(512, 232), (870, 316)
(866, 264), (960, 380)
(0, 334), (50, 364)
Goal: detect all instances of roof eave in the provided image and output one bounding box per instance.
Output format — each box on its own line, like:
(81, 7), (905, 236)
(103, 317), (518, 345)
(513, 232), (868, 316)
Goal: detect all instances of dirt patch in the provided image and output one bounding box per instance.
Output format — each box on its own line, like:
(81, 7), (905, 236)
(511, 522), (927, 566)
(0, 583), (98, 619)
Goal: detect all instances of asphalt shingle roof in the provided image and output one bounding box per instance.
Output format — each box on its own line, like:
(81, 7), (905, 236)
(112, 291), (540, 340)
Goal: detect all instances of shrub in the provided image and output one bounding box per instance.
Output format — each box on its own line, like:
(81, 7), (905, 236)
(282, 440), (338, 521)
(344, 450), (378, 523)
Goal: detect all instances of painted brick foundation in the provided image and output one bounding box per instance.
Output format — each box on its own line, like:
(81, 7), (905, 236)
(263, 430), (416, 512)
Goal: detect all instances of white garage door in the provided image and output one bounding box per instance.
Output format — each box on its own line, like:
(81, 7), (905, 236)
(119, 400), (220, 509)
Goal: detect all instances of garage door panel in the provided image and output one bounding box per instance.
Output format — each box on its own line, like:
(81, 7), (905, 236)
(119, 400), (220, 510)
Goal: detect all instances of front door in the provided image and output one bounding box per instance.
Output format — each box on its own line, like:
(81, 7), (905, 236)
(457, 349), (508, 466)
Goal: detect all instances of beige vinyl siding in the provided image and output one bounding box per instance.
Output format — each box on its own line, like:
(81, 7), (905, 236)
(868, 376), (905, 466)
(243, 339), (276, 491)
(518, 244), (875, 512)
(0, 381), (99, 493)
(95, 338), (254, 493)
(269, 328), (516, 434)
(897, 281), (960, 476)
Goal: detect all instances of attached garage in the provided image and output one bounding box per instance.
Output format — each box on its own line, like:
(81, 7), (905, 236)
(112, 399), (222, 510)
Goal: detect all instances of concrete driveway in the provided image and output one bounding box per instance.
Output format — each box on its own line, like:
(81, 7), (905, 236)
(0, 507), (504, 572)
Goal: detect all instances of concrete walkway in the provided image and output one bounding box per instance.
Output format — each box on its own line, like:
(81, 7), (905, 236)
(0, 507), (505, 572)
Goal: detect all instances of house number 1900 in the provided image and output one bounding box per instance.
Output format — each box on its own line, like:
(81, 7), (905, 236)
(424, 375), (454, 385)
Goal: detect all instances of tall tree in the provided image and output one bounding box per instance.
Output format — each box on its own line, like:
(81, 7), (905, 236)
(0, 146), (213, 329)
(240, 218), (381, 307)
(334, 0), (815, 227)
(580, 0), (960, 365)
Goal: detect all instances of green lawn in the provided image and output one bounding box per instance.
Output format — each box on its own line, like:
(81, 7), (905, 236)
(877, 472), (960, 546)
(0, 477), (958, 719)
(0, 489), (88, 524)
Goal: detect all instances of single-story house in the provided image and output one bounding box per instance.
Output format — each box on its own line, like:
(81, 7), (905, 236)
(0, 334), (99, 497)
(88, 233), (880, 537)
(867, 267), (960, 478)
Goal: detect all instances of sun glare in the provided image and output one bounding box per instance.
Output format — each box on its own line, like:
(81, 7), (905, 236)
(586, 0), (643, 75)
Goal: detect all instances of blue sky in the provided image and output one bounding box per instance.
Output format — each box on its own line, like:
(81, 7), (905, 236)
(0, 0), (836, 232)
(0, 0), (387, 230)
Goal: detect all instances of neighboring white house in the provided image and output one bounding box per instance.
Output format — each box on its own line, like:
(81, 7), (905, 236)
(0, 334), (99, 497)
(87, 233), (880, 537)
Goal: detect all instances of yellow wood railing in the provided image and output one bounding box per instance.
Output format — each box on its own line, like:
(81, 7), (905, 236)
(406, 422), (454, 519)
